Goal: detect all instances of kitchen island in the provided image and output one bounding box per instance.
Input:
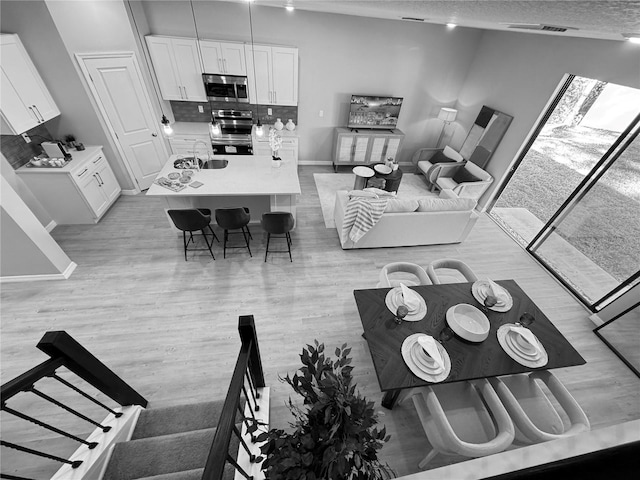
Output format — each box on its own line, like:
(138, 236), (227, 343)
(146, 154), (301, 227)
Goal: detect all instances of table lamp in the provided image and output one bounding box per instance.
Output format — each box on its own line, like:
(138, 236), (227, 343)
(436, 107), (458, 148)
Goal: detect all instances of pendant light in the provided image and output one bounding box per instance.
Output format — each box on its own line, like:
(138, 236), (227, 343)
(188, 0), (219, 138)
(248, 0), (264, 137)
(127, 0), (173, 137)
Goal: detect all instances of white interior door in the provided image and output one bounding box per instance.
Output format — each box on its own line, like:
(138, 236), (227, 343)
(79, 53), (167, 191)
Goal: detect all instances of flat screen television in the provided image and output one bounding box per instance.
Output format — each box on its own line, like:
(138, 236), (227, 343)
(348, 95), (403, 129)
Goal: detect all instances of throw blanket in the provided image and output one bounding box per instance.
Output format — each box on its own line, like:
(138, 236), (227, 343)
(341, 196), (390, 243)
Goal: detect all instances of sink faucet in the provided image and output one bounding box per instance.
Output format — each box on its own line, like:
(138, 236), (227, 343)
(191, 140), (211, 171)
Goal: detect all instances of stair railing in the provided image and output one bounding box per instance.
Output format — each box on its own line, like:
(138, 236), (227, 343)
(202, 315), (265, 480)
(1, 331), (147, 478)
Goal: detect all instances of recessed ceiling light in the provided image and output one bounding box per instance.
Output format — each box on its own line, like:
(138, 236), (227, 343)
(623, 33), (640, 44)
(286, 5), (295, 12)
(446, 23), (457, 29)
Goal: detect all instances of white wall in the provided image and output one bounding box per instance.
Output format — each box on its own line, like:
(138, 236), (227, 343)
(1, 176), (75, 279)
(1, 153), (52, 228)
(141, 1), (484, 163)
(456, 31), (640, 207)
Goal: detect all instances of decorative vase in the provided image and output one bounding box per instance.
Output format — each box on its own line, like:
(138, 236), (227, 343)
(272, 157), (282, 168)
(274, 118), (284, 131)
(285, 119), (296, 131)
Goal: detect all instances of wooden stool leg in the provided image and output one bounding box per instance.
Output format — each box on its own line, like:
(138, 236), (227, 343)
(223, 230), (228, 258)
(286, 232), (292, 262)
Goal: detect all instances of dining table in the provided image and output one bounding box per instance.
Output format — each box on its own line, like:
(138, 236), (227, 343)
(353, 280), (586, 409)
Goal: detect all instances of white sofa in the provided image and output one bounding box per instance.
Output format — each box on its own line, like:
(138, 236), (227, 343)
(413, 146), (493, 200)
(334, 189), (480, 249)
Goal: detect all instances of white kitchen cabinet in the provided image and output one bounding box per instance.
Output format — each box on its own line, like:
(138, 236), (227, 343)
(253, 130), (298, 166)
(146, 36), (206, 102)
(0, 34), (60, 134)
(200, 40), (246, 75)
(244, 44), (298, 106)
(169, 133), (212, 156)
(16, 146), (121, 225)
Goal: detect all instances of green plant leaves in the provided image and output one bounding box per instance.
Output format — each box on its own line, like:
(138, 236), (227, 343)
(259, 341), (393, 480)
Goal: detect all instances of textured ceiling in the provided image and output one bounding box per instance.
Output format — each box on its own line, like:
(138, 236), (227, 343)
(243, 0), (640, 41)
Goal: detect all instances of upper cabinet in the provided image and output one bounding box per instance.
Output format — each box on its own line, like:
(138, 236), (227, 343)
(0, 34), (60, 135)
(245, 45), (298, 106)
(145, 36), (206, 102)
(200, 40), (246, 76)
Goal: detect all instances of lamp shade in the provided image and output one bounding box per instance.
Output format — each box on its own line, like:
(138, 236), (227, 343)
(438, 107), (458, 123)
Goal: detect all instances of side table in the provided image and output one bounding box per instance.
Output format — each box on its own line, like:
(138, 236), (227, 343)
(369, 164), (403, 192)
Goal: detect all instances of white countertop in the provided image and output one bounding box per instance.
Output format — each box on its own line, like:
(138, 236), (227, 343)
(15, 146), (103, 174)
(146, 154), (301, 197)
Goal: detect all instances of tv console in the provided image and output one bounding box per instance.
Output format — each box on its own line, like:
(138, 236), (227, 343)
(332, 127), (405, 172)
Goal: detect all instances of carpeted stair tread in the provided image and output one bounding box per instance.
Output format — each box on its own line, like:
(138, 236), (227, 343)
(132, 401), (225, 440)
(103, 428), (216, 480)
(103, 425), (242, 480)
(136, 468), (204, 480)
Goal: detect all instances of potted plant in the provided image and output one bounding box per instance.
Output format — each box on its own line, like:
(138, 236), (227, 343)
(268, 128), (283, 167)
(255, 341), (393, 480)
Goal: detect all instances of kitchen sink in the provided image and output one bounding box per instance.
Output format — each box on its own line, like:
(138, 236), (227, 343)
(173, 157), (228, 169)
(202, 159), (228, 169)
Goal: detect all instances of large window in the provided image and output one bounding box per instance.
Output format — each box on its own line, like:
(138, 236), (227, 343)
(489, 75), (640, 310)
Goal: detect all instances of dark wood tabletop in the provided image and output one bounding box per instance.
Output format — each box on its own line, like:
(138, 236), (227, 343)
(353, 280), (586, 408)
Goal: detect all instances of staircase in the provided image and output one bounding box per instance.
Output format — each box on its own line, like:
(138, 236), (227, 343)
(1, 315), (268, 480)
(102, 401), (239, 480)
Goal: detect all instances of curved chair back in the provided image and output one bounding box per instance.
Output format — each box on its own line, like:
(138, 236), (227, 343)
(411, 379), (514, 469)
(427, 258), (479, 285)
(489, 371), (590, 445)
(215, 207), (250, 230)
(262, 212), (294, 234)
(167, 209), (211, 232)
(377, 262), (431, 288)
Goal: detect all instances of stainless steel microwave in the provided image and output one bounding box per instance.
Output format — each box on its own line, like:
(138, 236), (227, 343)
(202, 73), (249, 103)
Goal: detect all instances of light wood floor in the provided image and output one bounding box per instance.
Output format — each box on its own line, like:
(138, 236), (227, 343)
(1, 165), (639, 479)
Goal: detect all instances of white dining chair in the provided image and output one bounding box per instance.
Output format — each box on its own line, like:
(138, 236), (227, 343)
(488, 371), (590, 445)
(426, 258), (479, 284)
(407, 379), (515, 469)
(377, 262), (431, 288)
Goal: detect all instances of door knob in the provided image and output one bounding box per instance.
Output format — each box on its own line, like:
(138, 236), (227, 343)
(152, 133), (158, 137)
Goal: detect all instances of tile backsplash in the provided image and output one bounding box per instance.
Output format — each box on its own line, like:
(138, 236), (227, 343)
(0, 124), (53, 169)
(170, 101), (298, 126)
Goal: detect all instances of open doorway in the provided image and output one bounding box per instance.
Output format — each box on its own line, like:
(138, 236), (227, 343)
(489, 75), (640, 311)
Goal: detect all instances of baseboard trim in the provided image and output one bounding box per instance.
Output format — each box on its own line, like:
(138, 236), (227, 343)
(45, 220), (57, 232)
(120, 189), (139, 196)
(299, 160), (332, 166)
(0, 262), (77, 283)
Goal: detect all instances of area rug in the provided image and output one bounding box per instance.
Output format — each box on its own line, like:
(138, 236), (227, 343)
(314, 172), (433, 228)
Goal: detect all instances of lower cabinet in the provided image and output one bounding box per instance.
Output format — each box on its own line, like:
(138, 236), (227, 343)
(253, 133), (299, 166)
(332, 127), (405, 171)
(16, 146), (121, 225)
(168, 134), (211, 155)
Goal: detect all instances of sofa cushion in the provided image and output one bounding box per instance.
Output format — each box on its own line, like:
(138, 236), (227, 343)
(430, 150), (458, 164)
(452, 167), (482, 184)
(443, 145), (464, 161)
(417, 197), (476, 212)
(384, 198), (419, 213)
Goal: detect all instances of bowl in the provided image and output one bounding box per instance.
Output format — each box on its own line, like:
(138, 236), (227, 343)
(168, 172), (180, 180)
(30, 159), (43, 167)
(446, 303), (490, 342)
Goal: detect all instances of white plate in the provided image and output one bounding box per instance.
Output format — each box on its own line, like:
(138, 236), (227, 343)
(374, 164), (392, 174)
(385, 288), (427, 321)
(497, 324), (548, 368)
(402, 334), (451, 382)
(472, 280), (513, 312)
